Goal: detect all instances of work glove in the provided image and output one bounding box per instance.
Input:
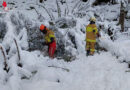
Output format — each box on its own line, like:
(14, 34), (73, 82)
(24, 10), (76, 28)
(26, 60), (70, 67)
(93, 30), (96, 33)
(48, 37), (55, 44)
(97, 33), (101, 38)
(42, 38), (55, 46)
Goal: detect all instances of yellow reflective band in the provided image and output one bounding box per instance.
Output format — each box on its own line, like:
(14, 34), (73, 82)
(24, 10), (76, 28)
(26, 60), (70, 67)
(86, 27), (93, 32)
(90, 49), (95, 52)
(86, 26), (98, 33)
(86, 39), (96, 42)
(87, 30), (93, 32)
(49, 34), (55, 38)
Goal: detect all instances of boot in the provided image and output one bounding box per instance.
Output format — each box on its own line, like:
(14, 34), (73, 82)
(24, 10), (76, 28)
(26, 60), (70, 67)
(86, 50), (90, 56)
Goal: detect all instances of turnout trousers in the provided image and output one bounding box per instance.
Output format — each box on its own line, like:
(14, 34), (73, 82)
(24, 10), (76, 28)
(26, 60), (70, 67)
(86, 41), (95, 55)
(48, 41), (56, 58)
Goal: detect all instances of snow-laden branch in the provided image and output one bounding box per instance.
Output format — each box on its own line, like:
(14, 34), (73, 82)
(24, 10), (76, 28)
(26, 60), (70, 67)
(56, 0), (61, 17)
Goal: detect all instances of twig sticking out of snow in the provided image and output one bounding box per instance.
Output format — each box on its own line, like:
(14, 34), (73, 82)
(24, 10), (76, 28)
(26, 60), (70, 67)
(36, 4), (54, 20)
(14, 39), (22, 67)
(48, 65), (70, 72)
(71, 0), (81, 13)
(28, 3), (54, 20)
(0, 46), (8, 72)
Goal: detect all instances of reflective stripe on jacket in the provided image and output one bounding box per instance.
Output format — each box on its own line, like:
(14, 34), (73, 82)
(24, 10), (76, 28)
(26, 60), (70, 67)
(45, 29), (56, 43)
(86, 24), (98, 42)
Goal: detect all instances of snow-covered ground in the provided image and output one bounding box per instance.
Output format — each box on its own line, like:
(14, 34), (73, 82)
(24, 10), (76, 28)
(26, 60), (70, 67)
(0, 0), (130, 90)
(1, 51), (130, 90)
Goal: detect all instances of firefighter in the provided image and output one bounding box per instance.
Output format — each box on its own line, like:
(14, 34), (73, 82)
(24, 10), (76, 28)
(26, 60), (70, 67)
(40, 24), (56, 58)
(86, 17), (99, 56)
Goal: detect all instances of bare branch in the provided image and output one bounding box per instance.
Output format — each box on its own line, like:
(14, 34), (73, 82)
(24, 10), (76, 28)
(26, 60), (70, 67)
(56, 0), (61, 17)
(48, 65), (70, 72)
(14, 39), (22, 67)
(78, 0), (91, 11)
(14, 39), (20, 60)
(71, 0), (81, 13)
(28, 3), (54, 20)
(36, 4), (55, 20)
(0, 46), (8, 72)
(64, 0), (69, 16)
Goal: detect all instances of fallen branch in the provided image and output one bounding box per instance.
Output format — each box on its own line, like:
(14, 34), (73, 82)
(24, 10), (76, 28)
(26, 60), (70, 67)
(48, 65), (70, 72)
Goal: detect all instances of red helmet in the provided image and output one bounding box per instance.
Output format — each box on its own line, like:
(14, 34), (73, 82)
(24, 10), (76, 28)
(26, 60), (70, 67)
(40, 24), (46, 31)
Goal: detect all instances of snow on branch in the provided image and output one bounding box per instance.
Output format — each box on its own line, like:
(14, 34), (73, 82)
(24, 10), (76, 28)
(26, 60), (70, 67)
(56, 0), (61, 17)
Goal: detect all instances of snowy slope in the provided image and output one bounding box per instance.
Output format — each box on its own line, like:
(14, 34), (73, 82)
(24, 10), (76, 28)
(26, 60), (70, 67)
(21, 53), (130, 90)
(0, 0), (130, 90)
(1, 52), (130, 90)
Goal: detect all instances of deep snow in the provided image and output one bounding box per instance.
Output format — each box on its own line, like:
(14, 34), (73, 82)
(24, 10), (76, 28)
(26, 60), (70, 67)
(1, 52), (130, 90)
(0, 0), (130, 90)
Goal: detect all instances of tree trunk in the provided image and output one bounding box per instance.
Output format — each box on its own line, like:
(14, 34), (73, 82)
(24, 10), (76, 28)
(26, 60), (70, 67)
(119, 2), (125, 32)
(128, 0), (130, 3)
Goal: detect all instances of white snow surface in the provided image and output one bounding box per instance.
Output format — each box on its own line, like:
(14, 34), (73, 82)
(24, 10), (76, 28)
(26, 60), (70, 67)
(1, 51), (130, 90)
(0, 0), (130, 90)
